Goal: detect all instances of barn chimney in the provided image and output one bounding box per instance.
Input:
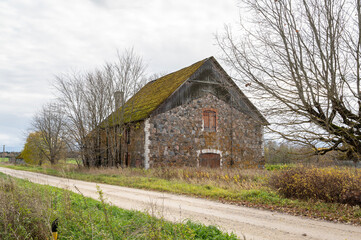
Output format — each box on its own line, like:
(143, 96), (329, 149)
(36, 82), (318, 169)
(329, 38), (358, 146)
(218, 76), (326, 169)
(114, 91), (124, 110)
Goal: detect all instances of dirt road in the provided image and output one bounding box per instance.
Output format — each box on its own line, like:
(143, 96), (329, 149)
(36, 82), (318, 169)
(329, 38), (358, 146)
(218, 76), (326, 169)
(0, 167), (360, 240)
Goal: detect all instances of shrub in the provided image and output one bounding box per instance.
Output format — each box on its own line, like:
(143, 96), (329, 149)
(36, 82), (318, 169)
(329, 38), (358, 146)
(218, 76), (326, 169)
(269, 167), (361, 205)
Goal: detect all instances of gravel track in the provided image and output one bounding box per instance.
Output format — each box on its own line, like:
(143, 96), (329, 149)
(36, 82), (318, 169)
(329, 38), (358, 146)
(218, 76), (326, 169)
(0, 167), (360, 240)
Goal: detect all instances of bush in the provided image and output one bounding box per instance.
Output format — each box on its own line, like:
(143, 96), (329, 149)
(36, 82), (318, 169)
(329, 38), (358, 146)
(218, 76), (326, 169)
(269, 167), (361, 205)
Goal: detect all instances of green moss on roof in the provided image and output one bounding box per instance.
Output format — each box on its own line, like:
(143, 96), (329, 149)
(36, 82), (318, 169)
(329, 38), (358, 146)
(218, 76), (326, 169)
(105, 58), (207, 126)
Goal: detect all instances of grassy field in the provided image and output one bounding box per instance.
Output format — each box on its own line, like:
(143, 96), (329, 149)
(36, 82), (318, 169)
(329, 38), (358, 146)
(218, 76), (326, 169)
(1, 163), (360, 225)
(64, 158), (79, 165)
(0, 158), (9, 162)
(0, 173), (237, 240)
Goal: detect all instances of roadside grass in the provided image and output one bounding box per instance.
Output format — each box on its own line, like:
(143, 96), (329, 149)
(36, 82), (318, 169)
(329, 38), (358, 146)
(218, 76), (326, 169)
(0, 173), (237, 240)
(1, 164), (360, 225)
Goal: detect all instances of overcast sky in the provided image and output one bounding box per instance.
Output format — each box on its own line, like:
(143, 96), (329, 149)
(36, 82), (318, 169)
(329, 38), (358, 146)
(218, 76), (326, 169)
(0, 0), (240, 150)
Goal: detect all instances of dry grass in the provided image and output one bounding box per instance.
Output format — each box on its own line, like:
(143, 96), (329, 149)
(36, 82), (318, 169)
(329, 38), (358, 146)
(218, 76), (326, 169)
(75, 166), (271, 191)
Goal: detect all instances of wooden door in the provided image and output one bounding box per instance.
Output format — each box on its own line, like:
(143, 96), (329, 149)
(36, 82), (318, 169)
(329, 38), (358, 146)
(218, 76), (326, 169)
(199, 153), (220, 168)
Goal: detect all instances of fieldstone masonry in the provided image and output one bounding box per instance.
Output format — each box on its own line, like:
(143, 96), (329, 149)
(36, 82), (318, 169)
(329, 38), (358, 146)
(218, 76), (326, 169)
(146, 94), (264, 168)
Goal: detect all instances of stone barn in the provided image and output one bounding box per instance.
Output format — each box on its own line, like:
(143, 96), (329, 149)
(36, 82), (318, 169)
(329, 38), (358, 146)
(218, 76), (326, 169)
(99, 57), (268, 168)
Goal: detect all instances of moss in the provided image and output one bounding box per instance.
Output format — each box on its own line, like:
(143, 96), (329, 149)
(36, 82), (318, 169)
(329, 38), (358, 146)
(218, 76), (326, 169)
(104, 58), (208, 126)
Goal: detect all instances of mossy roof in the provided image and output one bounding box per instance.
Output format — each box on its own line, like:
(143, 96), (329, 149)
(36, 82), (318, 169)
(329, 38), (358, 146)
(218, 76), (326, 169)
(104, 58), (207, 126)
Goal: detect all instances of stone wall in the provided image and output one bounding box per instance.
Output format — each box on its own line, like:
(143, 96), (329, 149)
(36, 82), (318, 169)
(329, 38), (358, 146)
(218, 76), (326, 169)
(147, 94), (264, 168)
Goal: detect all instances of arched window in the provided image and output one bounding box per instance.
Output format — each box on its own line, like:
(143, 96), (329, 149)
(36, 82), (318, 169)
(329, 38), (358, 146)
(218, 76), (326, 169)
(203, 110), (216, 132)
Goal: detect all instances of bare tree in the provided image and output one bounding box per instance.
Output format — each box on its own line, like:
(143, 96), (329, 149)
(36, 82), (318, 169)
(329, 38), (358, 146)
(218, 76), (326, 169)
(54, 49), (147, 167)
(217, 0), (361, 162)
(32, 103), (66, 165)
(112, 48), (148, 100)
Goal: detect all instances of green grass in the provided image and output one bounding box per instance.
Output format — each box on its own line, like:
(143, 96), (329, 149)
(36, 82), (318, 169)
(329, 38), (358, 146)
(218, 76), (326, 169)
(0, 158), (9, 162)
(0, 173), (237, 240)
(65, 158), (79, 165)
(1, 164), (360, 225)
(265, 163), (296, 171)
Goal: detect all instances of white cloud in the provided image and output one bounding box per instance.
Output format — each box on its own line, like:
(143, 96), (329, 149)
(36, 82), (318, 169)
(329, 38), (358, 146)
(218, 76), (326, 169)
(0, 0), (240, 148)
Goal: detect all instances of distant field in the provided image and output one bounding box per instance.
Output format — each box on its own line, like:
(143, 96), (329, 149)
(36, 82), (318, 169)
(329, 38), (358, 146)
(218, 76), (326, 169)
(66, 158), (79, 164)
(57, 158), (80, 165)
(0, 158), (8, 162)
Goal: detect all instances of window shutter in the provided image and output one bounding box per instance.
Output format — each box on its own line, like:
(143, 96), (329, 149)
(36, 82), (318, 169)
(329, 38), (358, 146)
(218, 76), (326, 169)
(203, 112), (210, 129)
(210, 111), (216, 131)
(203, 110), (216, 132)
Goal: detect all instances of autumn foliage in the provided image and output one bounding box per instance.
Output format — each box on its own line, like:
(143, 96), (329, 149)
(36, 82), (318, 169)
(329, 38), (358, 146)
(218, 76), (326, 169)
(20, 132), (66, 165)
(269, 167), (361, 205)
(19, 132), (47, 165)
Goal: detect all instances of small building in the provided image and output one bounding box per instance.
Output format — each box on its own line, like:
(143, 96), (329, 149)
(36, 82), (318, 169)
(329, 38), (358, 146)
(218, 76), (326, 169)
(13, 153), (25, 164)
(98, 57), (268, 168)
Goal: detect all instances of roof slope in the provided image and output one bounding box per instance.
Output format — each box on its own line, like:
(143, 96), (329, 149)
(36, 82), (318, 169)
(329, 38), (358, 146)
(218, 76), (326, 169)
(209, 57), (269, 125)
(105, 58), (207, 126)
